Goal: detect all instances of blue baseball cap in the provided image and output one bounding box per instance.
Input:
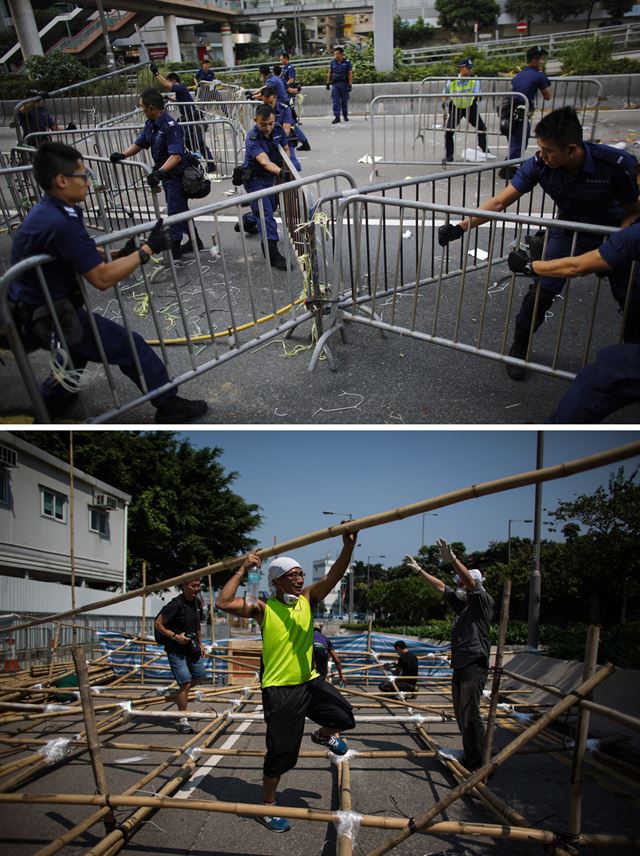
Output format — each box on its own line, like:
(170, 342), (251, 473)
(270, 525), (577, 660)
(457, 58), (473, 68)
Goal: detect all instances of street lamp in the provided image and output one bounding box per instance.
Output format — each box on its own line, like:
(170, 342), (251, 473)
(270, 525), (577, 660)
(322, 511), (355, 621)
(507, 518), (533, 569)
(366, 555), (385, 619)
(420, 512), (438, 549)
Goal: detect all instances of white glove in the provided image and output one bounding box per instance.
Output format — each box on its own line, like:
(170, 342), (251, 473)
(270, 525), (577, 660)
(404, 555), (422, 574)
(436, 537), (456, 564)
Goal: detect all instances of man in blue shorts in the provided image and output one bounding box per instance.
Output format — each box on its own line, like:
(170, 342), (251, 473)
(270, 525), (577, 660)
(154, 577), (206, 734)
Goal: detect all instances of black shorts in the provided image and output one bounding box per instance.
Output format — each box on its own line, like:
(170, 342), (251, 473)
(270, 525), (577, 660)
(261, 675), (355, 779)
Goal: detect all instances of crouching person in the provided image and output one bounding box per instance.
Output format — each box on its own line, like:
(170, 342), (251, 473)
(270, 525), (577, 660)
(217, 532), (358, 832)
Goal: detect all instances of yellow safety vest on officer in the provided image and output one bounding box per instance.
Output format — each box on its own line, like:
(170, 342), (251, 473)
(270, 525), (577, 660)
(444, 75), (480, 109)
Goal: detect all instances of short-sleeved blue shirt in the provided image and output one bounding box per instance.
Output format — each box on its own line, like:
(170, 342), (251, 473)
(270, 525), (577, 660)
(511, 66), (550, 109)
(134, 110), (185, 171)
(512, 143), (639, 227)
(330, 57), (352, 83)
(281, 62), (296, 84)
(599, 221), (640, 294)
(266, 74), (289, 104)
(274, 101), (293, 128)
(18, 107), (56, 137)
(195, 68), (215, 82)
(9, 194), (102, 305)
(170, 82), (199, 121)
(243, 122), (288, 181)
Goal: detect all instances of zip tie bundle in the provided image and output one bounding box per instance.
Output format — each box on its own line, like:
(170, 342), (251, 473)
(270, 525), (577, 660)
(40, 736), (77, 765)
(328, 748), (359, 765)
(43, 703), (72, 713)
(437, 748), (465, 765)
(91, 686), (107, 695)
(194, 691), (204, 703)
(482, 689), (491, 698)
(119, 701), (133, 721)
(497, 702), (514, 713)
(231, 698), (243, 708)
(333, 810), (363, 843)
(183, 746), (203, 761)
(48, 347), (89, 393)
(407, 713), (426, 725)
(398, 691), (406, 702)
(242, 686), (252, 698)
(154, 685), (174, 697)
(32, 683), (43, 690)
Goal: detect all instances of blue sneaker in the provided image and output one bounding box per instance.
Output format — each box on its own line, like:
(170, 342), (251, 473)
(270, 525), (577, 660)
(310, 729), (348, 755)
(257, 814), (291, 832)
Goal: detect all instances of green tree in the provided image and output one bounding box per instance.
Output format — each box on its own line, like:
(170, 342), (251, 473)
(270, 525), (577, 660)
(435, 0), (500, 30)
(15, 431), (262, 587)
(546, 467), (640, 623)
(369, 574), (446, 624)
(25, 51), (89, 91)
(394, 16), (434, 47)
(267, 17), (310, 54)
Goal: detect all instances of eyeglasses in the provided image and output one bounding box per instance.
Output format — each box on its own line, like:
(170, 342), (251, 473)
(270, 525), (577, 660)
(283, 571), (304, 581)
(61, 168), (93, 184)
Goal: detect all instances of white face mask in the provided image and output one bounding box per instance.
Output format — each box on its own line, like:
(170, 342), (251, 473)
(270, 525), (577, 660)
(455, 588), (468, 602)
(283, 592), (299, 605)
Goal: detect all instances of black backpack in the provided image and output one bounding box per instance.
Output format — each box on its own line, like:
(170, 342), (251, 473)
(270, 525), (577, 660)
(153, 594), (204, 645)
(181, 151), (212, 199)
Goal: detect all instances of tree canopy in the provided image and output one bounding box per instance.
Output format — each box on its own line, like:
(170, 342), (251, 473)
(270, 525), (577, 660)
(15, 431), (262, 588)
(435, 0), (500, 30)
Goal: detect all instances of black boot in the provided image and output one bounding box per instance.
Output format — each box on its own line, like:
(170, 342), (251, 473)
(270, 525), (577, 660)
(234, 214), (259, 235)
(155, 395), (208, 423)
(171, 240), (182, 260)
(181, 231), (204, 255)
(506, 329), (530, 381)
(265, 240), (289, 271)
(507, 285), (555, 380)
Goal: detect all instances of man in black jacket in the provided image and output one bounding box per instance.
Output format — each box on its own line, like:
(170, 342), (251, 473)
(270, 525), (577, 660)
(154, 578), (206, 733)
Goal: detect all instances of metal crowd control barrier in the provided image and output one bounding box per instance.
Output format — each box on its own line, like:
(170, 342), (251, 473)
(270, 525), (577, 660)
(419, 76), (603, 140)
(23, 115), (242, 181)
(12, 62), (154, 144)
(368, 93), (528, 178)
(0, 169), (356, 423)
(0, 162), (40, 271)
(308, 192), (634, 384)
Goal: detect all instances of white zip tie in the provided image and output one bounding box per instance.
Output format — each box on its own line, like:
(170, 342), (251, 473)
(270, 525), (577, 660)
(154, 685), (174, 697)
(328, 749), (359, 765)
(119, 701), (133, 720)
(482, 689), (491, 698)
(32, 683), (43, 690)
(43, 703), (72, 713)
(194, 691), (204, 703)
(437, 748), (464, 764)
(91, 686), (106, 695)
(231, 698), (242, 708)
(398, 691), (406, 702)
(497, 702), (514, 713)
(408, 714), (426, 725)
(184, 747), (203, 760)
(40, 736), (76, 764)
(511, 711), (534, 723)
(242, 686), (252, 698)
(113, 754), (148, 765)
(333, 810), (363, 842)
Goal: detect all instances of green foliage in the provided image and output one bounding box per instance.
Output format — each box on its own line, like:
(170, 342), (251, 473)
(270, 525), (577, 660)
(394, 16), (435, 47)
(25, 51), (89, 91)
(15, 431), (262, 588)
(368, 574), (446, 625)
(541, 623), (640, 668)
(267, 17), (310, 54)
(435, 0), (500, 30)
(559, 37), (640, 74)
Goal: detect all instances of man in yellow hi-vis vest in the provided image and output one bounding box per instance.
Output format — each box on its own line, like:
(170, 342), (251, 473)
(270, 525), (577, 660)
(442, 58), (488, 163)
(217, 531), (358, 833)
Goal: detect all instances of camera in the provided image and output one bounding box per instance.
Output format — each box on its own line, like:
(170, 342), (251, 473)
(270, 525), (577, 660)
(184, 632), (201, 657)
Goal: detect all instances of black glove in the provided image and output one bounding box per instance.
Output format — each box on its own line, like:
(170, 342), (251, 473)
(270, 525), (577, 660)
(66, 122), (77, 131)
(150, 62), (159, 76)
(120, 237), (137, 257)
(37, 90), (49, 100)
(145, 219), (171, 254)
(508, 248), (534, 276)
(348, 84), (352, 92)
(437, 223), (465, 247)
(326, 83), (331, 90)
(278, 167), (292, 181)
(146, 169), (164, 188)
(110, 152), (125, 163)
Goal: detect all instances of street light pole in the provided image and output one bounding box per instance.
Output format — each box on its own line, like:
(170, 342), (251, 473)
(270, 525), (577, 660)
(420, 512), (438, 549)
(322, 510), (354, 622)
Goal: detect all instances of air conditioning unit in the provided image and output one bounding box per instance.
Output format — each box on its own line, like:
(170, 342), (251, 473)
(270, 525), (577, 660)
(94, 494), (117, 510)
(0, 445), (17, 467)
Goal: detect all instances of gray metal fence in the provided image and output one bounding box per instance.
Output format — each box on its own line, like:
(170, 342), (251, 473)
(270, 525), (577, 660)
(419, 76), (603, 140)
(368, 93), (529, 178)
(0, 169), (356, 423)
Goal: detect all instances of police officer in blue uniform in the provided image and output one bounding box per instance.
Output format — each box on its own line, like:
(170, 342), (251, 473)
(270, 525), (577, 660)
(151, 66), (215, 171)
(258, 87), (307, 170)
(499, 46), (551, 180)
(280, 52), (301, 123)
(17, 91), (62, 144)
(236, 104), (291, 271)
(442, 58), (487, 163)
(110, 87), (201, 259)
(509, 220), (640, 422)
(438, 106), (640, 381)
(326, 46), (353, 124)
(255, 65), (289, 105)
(194, 58), (215, 88)
(7, 142), (208, 422)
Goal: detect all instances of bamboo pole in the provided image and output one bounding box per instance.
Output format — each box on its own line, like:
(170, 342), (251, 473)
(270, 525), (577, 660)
(71, 646), (116, 834)
(47, 622), (61, 685)
(483, 577), (511, 765)
(338, 757), (353, 856)
(207, 575), (216, 686)
(7, 439), (640, 635)
(366, 663), (615, 856)
(569, 625), (599, 842)
(69, 432), (77, 645)
(140, 562), (147, 686)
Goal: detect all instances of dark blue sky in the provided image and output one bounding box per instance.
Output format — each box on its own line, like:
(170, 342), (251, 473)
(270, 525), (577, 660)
(182, 429), (639, 582)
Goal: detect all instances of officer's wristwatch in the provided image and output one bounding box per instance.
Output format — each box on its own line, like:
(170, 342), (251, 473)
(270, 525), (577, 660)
(138, 248), (151, 265)
(523, 261), (534, 276)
